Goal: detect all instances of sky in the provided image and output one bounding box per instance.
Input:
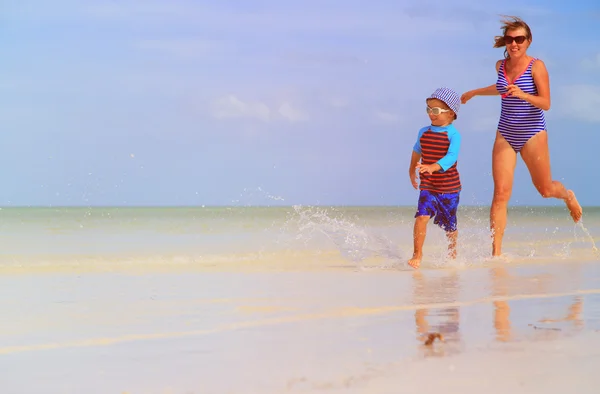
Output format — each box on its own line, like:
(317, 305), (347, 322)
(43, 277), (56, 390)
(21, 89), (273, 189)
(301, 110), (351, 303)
(2, 0), (600, 207)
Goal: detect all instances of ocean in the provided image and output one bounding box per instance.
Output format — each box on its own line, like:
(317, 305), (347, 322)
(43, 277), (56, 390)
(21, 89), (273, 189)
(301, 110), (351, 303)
(0, 205), (597, 272)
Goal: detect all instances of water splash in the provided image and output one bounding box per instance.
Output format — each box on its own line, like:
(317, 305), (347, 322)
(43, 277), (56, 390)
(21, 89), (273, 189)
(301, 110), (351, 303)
(256, 201), (599, 270)
(279, 205), (406, 269)
(231, 186), (286, 206)
(277, 205), (498, 270)
(574, 220), (599, 257)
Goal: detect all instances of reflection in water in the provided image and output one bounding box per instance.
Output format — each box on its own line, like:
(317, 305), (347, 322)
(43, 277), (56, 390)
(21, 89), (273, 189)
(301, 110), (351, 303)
(491, 267), (512, 342)
(539, 297), (584, 327)
(412, 271), (461, 357)
(533, 295), (585, 341)
(490, 266), (585, 343)
(411, 265), (587, 356)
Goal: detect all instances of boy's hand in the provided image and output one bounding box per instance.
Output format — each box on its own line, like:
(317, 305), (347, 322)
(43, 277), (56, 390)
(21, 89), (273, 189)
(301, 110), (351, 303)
(416, 163), (441, 174)
(409, 169), (418, 190)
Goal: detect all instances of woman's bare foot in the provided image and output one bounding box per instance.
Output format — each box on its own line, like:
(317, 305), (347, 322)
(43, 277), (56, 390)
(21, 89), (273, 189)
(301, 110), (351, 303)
(565, 190), (582, 222)
(408, 253), (422, 269)
(491, 237), (503, 257)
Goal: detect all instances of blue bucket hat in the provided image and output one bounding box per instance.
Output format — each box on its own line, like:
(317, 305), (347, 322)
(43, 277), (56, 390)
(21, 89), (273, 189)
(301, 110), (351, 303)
(427, 87), (460, 118)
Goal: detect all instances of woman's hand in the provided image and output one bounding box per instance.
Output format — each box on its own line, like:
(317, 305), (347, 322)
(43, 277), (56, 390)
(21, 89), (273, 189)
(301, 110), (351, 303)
(460, 90), (475, 104)
(506, 84), (527, 99)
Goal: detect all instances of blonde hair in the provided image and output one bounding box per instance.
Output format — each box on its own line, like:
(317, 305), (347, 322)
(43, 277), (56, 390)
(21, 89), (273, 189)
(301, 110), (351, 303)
(493, 16), (532, 59)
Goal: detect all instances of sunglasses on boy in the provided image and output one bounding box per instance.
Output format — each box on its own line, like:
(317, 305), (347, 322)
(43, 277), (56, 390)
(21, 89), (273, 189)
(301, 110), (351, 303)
(426, 106), (451, 116)
(504, 35), (527, 44)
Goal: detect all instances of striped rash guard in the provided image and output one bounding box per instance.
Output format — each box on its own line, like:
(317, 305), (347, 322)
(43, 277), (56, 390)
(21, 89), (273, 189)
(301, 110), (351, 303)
(413, 124), (462, 194)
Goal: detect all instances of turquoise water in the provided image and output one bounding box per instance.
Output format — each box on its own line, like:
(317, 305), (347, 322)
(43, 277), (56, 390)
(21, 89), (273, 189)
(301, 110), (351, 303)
(0, 205), (598, 269)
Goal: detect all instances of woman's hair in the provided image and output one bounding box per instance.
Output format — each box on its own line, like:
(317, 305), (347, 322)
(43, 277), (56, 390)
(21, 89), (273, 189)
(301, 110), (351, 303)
(493, 15), (532, 58)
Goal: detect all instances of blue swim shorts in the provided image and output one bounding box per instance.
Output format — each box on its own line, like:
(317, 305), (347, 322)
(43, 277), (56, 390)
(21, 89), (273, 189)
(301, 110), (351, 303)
(415, 190), (460, 232)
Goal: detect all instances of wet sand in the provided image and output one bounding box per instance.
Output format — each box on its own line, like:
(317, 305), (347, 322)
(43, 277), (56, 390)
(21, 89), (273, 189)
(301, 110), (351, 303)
(1, 259), (599, 393)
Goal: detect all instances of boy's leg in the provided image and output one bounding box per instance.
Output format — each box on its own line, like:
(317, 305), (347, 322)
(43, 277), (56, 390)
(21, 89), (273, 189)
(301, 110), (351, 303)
(410, 190), (436, 269)
(445, 230), (458, 259)
(409, 215), (430, 268)
(433, 192), (460, 259)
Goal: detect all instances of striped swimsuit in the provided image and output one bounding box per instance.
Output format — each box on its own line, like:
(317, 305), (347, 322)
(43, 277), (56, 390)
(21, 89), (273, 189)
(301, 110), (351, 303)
(496, 58), (547, 152)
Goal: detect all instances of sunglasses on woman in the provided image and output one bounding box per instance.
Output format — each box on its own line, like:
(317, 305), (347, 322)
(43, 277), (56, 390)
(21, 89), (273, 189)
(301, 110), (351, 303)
(504, 35), (527, 44)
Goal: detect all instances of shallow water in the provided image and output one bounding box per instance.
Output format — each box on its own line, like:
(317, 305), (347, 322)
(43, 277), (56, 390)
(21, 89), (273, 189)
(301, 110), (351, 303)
(1, 261), (599, 393)
(0, 205), (597, 272)
(0, 206), (598, 393)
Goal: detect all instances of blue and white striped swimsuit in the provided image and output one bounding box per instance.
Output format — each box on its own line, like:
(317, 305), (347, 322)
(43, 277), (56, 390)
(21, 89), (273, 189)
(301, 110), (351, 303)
(496, 58), (547, 152)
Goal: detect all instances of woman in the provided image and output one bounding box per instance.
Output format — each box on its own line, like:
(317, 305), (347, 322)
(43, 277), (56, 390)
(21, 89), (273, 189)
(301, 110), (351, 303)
(461, 16), (582, 257)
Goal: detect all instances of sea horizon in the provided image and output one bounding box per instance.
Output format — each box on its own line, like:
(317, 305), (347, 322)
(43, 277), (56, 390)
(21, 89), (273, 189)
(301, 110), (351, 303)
(0, 204), (597, 209)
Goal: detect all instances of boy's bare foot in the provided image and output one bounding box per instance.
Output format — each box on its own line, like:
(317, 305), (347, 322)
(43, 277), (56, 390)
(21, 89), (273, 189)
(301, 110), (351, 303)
(408, 253), (422, 269)
(423, 332), (444, 346)
(565, 190), (582, 222)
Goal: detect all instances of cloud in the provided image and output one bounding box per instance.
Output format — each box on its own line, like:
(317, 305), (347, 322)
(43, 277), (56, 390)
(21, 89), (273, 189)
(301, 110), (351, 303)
(80, 1), (487, 40)
(469, 115), (499, 132)
(461, 99), (501, 133)
(278, 102), (309, 122)
(84, 2), (200, 21)
(211, 95), (271, 122)
(374, 110), (399, 124)
(134, 39), (221, 57)
(210, 96), (309, 123)
(328, 97), (349, 108)
(280, 52), (366, 67)
(581, 53), (600, 71)
(558, 85), (600, 123)
(403, 3), (494, 30)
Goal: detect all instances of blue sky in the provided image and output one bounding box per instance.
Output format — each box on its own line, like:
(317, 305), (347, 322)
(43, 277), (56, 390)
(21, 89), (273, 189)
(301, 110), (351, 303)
(2, 0), (599, 207)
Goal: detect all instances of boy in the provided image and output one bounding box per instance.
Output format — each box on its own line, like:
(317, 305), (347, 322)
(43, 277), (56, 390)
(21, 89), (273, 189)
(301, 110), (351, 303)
(408, 87), (462, 269)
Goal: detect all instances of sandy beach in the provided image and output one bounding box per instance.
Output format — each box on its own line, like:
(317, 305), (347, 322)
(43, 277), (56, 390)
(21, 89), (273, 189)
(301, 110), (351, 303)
(1, 258), (600, 393)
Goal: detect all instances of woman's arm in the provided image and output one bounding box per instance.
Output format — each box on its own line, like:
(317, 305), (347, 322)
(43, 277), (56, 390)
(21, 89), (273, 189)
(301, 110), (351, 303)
(461, 60), (502, 103)
(506, 60), (551, 110)
(472, 84), (501, 96)
(526, 59), (551, 111)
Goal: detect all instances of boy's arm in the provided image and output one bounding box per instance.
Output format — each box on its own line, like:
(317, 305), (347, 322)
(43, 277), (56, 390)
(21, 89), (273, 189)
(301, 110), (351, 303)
(409, 128), (427, 188)
(409, 150), (421, 189)
(436, 129), (461, 172)
(412, 127), (427, 156)
(409, 150), (421, 173)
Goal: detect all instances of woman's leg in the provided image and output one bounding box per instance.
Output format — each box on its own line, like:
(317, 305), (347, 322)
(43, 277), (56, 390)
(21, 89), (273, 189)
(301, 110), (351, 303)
(491, 131), (518, 256)
(520, 131), (582, 222)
